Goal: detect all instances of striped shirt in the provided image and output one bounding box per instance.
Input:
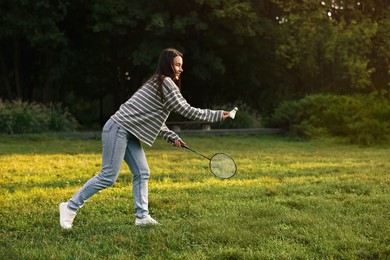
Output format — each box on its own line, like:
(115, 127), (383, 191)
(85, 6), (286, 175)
(111, 77), (223, 146)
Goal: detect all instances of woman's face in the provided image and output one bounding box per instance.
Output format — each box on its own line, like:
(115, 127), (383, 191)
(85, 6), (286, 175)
(172, 56), (183, 80)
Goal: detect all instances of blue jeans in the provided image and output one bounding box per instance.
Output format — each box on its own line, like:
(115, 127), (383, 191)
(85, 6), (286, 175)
(68, 118), (150, 219)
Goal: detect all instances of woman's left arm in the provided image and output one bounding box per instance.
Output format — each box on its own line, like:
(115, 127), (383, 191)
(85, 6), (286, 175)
(163, 78), (227, 122)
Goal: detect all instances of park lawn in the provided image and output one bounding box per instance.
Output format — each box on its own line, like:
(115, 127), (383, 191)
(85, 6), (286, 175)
(0, 135), (389, 259)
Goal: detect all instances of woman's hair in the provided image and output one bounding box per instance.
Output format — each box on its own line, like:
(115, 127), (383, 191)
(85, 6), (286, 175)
(150, 48), (183, 102)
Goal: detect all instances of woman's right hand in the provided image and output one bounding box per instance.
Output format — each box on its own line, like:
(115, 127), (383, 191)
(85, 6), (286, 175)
(173, 139), (186, 148)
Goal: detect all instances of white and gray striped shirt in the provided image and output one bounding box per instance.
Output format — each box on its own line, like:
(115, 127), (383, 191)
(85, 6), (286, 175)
(111, 77), (223, 146)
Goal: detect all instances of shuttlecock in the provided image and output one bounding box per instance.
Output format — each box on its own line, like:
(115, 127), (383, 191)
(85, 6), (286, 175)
(229, 107), (238, 119)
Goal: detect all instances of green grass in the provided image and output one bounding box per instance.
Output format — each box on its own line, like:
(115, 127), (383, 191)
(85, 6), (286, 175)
(1, 135), (389, 259)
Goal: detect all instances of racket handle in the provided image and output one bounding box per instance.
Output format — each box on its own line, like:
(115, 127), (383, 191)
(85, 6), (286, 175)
(168, 137), (187, 148)
(168, 137), (210, 160)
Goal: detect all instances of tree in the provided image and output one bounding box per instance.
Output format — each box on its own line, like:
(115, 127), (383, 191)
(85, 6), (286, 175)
(0, 0), (69, 102)
(272, 0), (390, 96)
(1, 0), (388, 128)
(77, 0), (276, 119)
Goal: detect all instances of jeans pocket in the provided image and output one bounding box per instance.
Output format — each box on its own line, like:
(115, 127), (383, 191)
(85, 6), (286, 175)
(102, 119), (115, 133)
(117, 125), (129, 137)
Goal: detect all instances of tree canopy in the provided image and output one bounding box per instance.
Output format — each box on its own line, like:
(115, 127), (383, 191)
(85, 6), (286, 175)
(1, 0), (389, 126)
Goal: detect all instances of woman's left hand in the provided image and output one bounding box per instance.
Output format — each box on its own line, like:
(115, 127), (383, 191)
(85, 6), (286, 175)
(222, 111), (230, 121)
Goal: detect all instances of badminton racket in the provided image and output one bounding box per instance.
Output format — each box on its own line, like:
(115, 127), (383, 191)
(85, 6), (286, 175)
(170, 138), (237, 179)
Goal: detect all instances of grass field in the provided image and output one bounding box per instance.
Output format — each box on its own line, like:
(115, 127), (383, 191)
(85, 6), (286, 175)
(1, 135), (389, 259)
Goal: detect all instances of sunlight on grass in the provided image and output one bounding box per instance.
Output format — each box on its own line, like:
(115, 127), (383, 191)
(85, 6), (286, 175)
(1, 136), (389, 259)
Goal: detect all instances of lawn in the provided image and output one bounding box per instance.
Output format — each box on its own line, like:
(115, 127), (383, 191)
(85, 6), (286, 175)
(0, 135), (389, 259)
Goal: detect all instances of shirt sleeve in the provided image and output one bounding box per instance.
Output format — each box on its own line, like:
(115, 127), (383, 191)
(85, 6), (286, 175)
(159, 123), (181, 144)
(162, 78), (224, 122)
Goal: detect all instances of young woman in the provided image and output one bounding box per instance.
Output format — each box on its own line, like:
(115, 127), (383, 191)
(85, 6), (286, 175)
(60, 48), (229, 229)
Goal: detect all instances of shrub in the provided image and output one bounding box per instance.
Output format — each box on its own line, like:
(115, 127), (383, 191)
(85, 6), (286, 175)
(268, 92), (390, 145)
(213, 101), (262, 129)
(0, 99), (78, 134)
(47, 103), (78, 132)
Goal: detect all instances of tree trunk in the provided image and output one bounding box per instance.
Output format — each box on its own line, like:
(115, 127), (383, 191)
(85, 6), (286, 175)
(13, 39), (22, 99)
(0, 44), (13, 99)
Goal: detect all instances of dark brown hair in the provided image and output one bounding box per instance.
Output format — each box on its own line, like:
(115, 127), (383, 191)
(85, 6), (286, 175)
(149, 48), (183, 102)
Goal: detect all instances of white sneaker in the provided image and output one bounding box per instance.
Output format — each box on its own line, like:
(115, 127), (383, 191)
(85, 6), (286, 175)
(135, 215), (159, 226)
(59, 202), (76, 229)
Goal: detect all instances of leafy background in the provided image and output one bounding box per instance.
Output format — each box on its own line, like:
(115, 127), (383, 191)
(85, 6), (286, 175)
(0, 0), (389, 128)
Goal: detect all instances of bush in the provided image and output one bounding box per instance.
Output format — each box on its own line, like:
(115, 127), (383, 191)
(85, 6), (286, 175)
(47, 103), (79, 132)
(213, 101), (262, 129)
(267, 92), (390, 145)
(0, 99), (78, 134)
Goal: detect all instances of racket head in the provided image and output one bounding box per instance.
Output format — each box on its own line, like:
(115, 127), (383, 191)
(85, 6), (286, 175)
(209, 153), (237, 179)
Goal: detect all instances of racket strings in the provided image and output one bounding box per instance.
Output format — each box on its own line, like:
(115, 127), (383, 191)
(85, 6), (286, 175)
(210, 153), (237, 179)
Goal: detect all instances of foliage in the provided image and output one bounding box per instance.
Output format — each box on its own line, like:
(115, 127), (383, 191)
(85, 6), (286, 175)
(213, 101), (262, 129)
(268, 92), (390, 145)
(0, 136), (389, 258)
(0, 0), (69, 100)
(0, 99), (78, 134)
(272, 0), (387, 94)
(0, 0), (389, 127)
(47, 103), (79, 132)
